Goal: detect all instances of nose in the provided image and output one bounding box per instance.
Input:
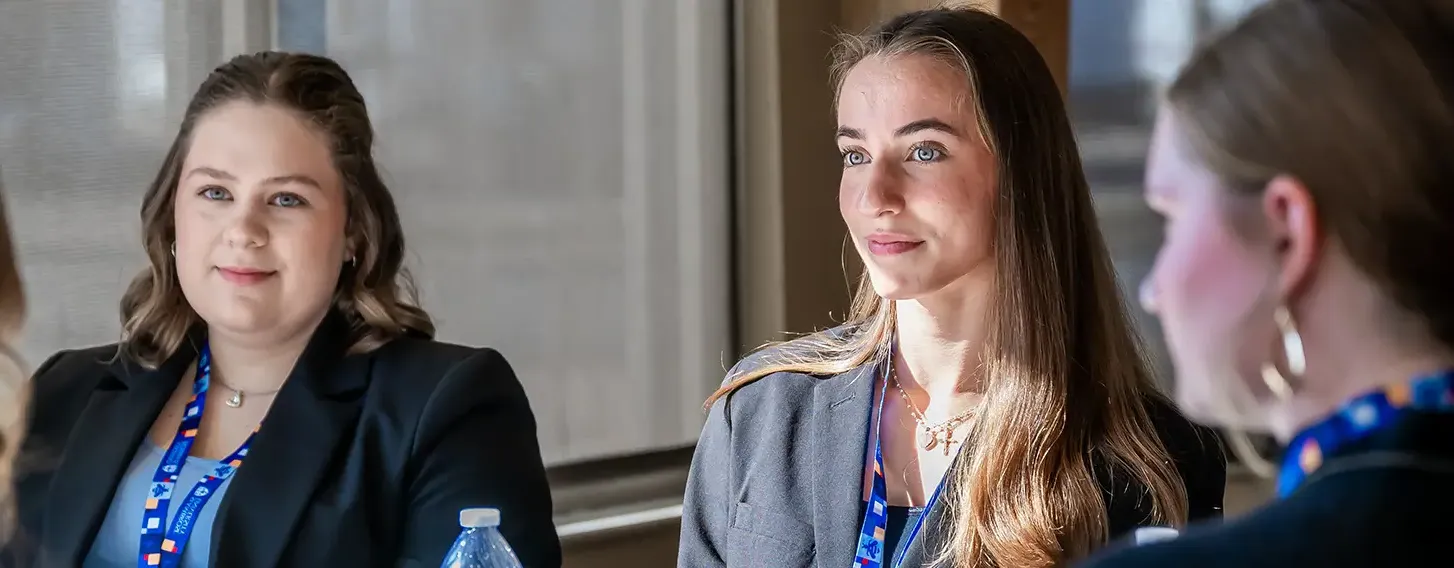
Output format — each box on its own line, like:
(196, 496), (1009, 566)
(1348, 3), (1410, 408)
(223, 202), (268, 249)
(856, 163), (904, 217)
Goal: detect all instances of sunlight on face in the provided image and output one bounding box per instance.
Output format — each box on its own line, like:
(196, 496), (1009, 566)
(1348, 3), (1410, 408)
(1142, 110), (1277, 431)
(835, 54), (998, 301)
(173, 101), (351, 340)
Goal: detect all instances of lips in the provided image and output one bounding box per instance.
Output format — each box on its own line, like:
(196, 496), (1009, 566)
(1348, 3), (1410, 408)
(866, 235), (924, 256)
(217, 267), (277, 285)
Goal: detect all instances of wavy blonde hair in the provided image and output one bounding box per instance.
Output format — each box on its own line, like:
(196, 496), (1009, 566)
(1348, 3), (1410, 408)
(709, 7), (1188, 566)
(119, 52), (433, 368)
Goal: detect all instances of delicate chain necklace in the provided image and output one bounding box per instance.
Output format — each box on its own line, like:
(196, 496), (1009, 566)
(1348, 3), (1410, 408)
(891, 368), (976, 455)
(211, 376), (282, 408)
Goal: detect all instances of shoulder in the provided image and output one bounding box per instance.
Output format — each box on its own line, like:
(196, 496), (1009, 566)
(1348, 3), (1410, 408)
(30, 343), (119, 381)
(1141, 394), (1227, 480)
(364, 335), (523, 394)
(1100, 394), (1228, 529)
(360, 337), (531, 429)
(27, 343), (122, 401)
(1078, 499), (1305, 568)
(712, 324), (870, 418)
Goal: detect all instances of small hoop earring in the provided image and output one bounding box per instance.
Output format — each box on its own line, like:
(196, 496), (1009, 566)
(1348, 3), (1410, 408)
(1260, 304), (1306, 400)
(169, 243), (176, 257)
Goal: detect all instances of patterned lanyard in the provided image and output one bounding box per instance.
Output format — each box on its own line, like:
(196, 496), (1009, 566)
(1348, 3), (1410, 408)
(1277, 369), (1454, 498)
(854, 357), (950, 568)
(137, 343), (259, 568)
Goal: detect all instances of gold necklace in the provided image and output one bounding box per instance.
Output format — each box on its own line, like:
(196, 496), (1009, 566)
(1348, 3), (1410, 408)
(891, 370), (976, 455)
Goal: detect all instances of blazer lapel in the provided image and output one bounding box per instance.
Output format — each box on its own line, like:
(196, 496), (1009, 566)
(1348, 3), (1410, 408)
(811, 363), (878, 568)
(211, 311), (367, 568)
(39, 342), (197, 566)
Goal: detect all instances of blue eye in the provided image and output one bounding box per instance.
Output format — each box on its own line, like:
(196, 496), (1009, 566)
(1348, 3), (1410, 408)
(201, 186), (230, 200)
(272, 193), (306, 207)
(910, 146), (942, 162)
(842, 150), (868, 167)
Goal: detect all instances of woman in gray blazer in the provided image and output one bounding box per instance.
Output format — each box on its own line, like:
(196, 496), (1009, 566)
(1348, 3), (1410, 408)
(681, 7), (1226, 568)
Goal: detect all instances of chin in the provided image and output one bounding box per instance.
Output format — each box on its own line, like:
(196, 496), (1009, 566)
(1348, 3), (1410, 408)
(862, 267), (949, 301)
(195, 300), (283, 337)
(1172, 363), (1274, 433)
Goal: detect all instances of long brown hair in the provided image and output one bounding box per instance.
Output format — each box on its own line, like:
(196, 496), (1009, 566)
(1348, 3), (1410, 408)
(1167, 0), (1454, 352)
(708, 7), (1188, 566)
(119, 51), (433, 368)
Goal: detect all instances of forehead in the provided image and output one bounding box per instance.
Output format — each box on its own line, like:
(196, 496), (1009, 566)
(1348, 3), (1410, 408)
(1145, 110), (1219, 199)
(184, 101), (337, 180)
(837, 54), (972, 127)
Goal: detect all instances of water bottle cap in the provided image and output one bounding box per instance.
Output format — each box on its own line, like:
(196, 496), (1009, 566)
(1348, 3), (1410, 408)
(459, 507), (501, 528)
(1132, 526), (1180, 545)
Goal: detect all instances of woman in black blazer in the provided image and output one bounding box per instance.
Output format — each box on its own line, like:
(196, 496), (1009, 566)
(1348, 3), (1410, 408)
(7, 52), (560, 567)
(1078, 1), (1454, 566)
(681, 8), (1225, 568)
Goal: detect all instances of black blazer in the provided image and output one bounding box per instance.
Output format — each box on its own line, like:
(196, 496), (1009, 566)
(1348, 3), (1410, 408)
(7, 311), (562, 567)
(1076, 411), (1454, 568)
(680, 346), (1227, 567)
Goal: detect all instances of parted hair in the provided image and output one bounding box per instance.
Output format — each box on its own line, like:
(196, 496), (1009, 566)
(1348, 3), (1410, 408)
(119, 51), (433, 368)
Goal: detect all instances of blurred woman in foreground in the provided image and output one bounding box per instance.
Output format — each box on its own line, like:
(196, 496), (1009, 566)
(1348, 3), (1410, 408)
(1080, 0), (1454, 566)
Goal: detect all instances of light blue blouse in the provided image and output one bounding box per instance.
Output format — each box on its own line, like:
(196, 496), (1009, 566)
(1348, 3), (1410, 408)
(82, 440), (234, 568)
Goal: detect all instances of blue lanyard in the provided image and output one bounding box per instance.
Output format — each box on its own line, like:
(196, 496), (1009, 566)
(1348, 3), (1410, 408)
(1277, 369), (1454, 498)
(137, 343), (257, 568)
(853, 358), (952, 568)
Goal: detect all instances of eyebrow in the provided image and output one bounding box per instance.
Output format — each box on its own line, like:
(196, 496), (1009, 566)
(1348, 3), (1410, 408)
(185, 166), (322, 190)
(836, 118), (962, 140)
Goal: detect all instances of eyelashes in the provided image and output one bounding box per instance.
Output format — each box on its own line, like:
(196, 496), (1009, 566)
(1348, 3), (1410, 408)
(839, 142), (950, 168)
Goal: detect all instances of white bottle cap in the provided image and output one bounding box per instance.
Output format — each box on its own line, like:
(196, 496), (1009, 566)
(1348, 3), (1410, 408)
(459, 507), (501, 528)
(1132, 526), (1180, 545)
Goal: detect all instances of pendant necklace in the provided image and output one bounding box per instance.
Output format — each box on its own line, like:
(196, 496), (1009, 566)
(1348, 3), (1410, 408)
(891, 369), (977, 455)
(212, 376), (282, 408)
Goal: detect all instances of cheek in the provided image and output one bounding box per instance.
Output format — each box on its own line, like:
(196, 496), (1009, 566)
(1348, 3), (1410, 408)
(281, 214), (348, 271)
(916, 171), (993, 253)
(1151, 212), (1273, 420)
(1155, 216), (1263, 338)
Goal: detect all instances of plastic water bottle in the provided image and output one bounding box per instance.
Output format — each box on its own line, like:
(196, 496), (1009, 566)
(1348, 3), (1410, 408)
(440, 508), (523, 568)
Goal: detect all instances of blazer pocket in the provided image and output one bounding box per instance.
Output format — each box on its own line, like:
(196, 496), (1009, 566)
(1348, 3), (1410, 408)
(726, 501), (815, 567)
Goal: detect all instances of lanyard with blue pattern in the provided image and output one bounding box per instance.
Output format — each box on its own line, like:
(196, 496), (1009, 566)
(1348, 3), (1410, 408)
(853, 356), (951, 567)
(1277, 369), (1454, 498)
(137, 343), (258, 568)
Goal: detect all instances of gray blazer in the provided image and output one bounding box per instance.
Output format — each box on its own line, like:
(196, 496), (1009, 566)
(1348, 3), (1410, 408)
(679, 343), (1226, 567)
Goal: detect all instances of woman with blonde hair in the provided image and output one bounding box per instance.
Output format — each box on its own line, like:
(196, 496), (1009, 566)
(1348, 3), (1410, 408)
(1080, 0), (1454, 566)
(0, 167), (26, 546)
(680, 7), (1226, 568)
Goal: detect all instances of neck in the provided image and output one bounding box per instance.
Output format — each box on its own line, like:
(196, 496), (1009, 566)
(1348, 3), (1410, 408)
(205, 320), (319, 393)
(892, 271), (992, 406)
(1269, 336), (1454, 443)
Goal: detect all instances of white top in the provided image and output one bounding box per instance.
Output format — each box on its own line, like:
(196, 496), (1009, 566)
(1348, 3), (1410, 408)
(460, 507), (501, 528)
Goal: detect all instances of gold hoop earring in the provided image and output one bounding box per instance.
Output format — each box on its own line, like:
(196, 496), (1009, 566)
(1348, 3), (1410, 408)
(1260, 305), (1305, 400)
